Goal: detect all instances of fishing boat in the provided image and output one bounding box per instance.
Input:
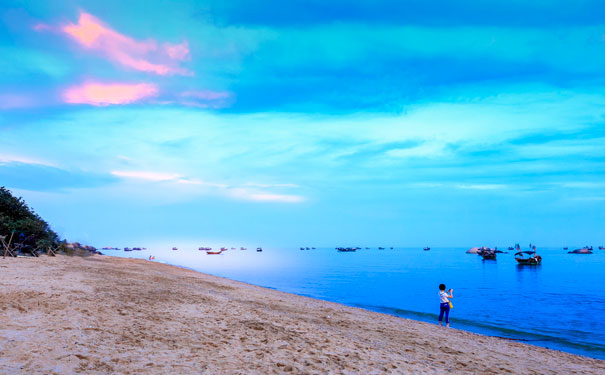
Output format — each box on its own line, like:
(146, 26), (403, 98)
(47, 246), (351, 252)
(256, 247), (263, 252)
(563, 247), (568, 250)
(378, 247), (385, 250)
(172, 247), (178, 251)
(124, 247), (132, 252)
(311, 247), (316, 249)
(206, 250), (222, 255)
(300, 247), (305, 250)
(133, 247), (142, 251)
(599, 246), (604, 250)
(568, 248), (593, 254)
(423, 247), (430, 251)
(507, 246), (514, 250)
(240, 247), (247, 250)
(390, 247), (394, 249)
(336, 247), (356, 252)
(221, 247), (228, 251)
(515, 251), (542, 265)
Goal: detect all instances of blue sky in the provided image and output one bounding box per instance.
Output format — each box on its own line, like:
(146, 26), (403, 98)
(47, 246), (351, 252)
(0, 0), (603, 247)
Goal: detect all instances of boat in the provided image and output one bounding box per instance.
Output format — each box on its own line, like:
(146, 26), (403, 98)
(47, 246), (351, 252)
(365, 247), (370, 249)
(124, 247), (132, 252)
(568, 248), (593, 254)
(378, 247), (385, 250)
(133, 247), (142, 251)
(336, 247), (356, 252)
(300, 247), (305, 250)
(256, 247), (263, 252)
(599, 246), (604, 250)
(423, 247), (430, 251)
(240, 247), (247, 250)
(390, 247), (394, 249)
(563, 247), (568, 250)
(220, 247), (228, 251)
(231, 247), (235, 250)
(206, 250), (222, 255)
(515, 251), (542, 265)
(507, 247), (514, 250)
(306, 247), (310, 250)
(311, 247), (316, 249)
(172, 247), (178, 251)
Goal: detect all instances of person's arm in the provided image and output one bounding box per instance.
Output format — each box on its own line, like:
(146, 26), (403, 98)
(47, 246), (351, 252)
(448, 289), (453, 299)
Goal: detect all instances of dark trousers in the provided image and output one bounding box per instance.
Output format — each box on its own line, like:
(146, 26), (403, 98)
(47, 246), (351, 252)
(439, 302), (450, 324)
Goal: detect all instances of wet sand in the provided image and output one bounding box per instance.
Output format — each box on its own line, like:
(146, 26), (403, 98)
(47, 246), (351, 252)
(1, 255), (603, 374)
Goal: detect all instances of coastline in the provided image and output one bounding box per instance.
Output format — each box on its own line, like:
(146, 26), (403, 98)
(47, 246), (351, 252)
(1, 255), (603, 374)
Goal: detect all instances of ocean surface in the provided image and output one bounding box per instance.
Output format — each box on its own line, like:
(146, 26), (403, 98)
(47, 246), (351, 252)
(111, 246), (605, 359)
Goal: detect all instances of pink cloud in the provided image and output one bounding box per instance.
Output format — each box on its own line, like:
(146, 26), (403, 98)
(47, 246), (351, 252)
(55, 12), (190, 76)
(63, 82), (158, 106)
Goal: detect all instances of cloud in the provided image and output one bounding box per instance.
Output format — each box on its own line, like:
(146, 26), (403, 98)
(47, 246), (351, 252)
(0, 153), (55, 167)
(0, 94), (35, 109)
(111, 170), (182, 181)
(47, 12), (191, 75)
(179, 90), (234, 108)
(229, 188), (305, 203)
(455, 184), (508, 190)
(63, 82), (158, 106)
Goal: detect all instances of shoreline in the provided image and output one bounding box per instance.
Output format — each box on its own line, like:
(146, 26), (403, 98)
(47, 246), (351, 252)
(1, 255), (603, 374)
(121, 254), (605, 359)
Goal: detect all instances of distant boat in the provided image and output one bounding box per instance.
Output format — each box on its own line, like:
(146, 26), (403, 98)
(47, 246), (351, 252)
(300, 247), (305, 250)
(568, 248), (593, 254)
(423, 247), (430, 251)
(365, 247), (370, 249)
(124, 247), (132, 252)
(390, 247), (394, 249)
(563, 247), (568, 250)
(599, 246), (604, 250)
(256, 247), (263, 252)
(133, 247), (142, 251)
(515, 251), (542, 265)
(378, 247), (385, 250)
(311, 247), (316, 249)
(507, 247), (514, 250)
(206, 250), (222, 255)
(306, 247), (310, 250)
(221, 247), (228, 251)
(231, 247), (235, 250)
(336, 247), (356, 252)
(240, 247), (247, 250)
(172, 247), (178, 251)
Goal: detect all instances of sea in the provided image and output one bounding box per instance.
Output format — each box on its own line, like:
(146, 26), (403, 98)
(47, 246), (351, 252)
(111, 246), (605, 359)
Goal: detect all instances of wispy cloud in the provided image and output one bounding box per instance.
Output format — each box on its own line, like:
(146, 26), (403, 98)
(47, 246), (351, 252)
(111, 170), (182, 181)
(39, 12), (191, 76)
(63, 82), (158, 106)
(110, 170), (304, 203)
(229, 188), (305, 203)
(0, 153), (55, 167)
(455, 184), (508, 190)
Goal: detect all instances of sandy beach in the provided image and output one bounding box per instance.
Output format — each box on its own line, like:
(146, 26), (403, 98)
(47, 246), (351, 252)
(0, 255), (603, 374)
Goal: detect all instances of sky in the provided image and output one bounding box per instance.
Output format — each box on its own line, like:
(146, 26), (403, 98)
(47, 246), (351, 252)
(0, 0), (604, 247)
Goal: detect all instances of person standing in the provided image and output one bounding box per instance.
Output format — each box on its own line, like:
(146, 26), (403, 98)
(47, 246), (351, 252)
(438, 284), (453, 327)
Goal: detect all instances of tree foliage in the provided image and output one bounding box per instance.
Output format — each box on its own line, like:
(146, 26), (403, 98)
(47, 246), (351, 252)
(0, 186), (60, 250)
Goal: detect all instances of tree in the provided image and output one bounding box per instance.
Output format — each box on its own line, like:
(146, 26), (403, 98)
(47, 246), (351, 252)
(0, 187), (60, 253)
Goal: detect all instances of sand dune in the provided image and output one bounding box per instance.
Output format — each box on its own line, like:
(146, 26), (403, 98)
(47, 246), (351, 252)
(0, 255), (603, 374)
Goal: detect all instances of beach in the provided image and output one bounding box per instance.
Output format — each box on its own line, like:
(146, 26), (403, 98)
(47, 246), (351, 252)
(1, 255), (603, 374)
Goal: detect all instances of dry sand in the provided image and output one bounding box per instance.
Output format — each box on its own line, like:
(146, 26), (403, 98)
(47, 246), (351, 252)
(1, 255), (603, 374)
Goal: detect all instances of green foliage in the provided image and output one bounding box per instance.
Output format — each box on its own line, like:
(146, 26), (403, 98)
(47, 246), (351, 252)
(0, 186), (60, 251)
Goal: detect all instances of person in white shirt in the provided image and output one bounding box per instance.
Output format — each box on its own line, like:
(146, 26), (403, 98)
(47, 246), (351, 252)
(438, 283), (453, 327)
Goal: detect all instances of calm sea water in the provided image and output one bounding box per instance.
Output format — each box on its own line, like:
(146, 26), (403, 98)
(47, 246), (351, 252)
(113, 246), (605, 359)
